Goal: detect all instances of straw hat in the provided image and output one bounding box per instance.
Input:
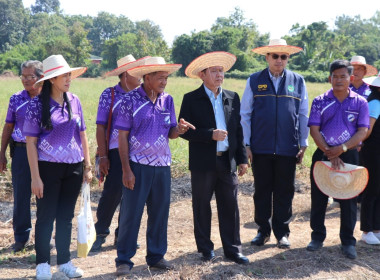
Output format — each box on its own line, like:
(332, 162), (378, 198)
(363, 71), (380, 87)
(252, 38), (303, 55)
(185, 51), (236, 79)
(313, 161), (368, 200)
(35, 54), (87, 86)
(127, 57), (182, 78)
(105, 55), (151, 77)
(350, 56), (378, 77)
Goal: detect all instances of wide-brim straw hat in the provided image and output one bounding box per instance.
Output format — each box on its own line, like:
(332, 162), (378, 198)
(350, 56), (378, 77)
(34, 54), (86, 86)
(363, 71), (380, 87)
(252, 38), (303, 55)
(185, 51), (236, 79)
(105, 55), (151, 77)
(127, 57), (182, 78)
(313, 161), (368, 200)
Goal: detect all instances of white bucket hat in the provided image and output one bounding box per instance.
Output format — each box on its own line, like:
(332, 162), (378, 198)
(185, 51), (236, 79)
(313, 161), (368, 200)
(105, 55), (151, 77)
(252, 38), (303, 55)
(363, 71), (380, 87)
(127, 57), (182, 78)
(350, 56), (378, 77)
(34, 54), (86, 86)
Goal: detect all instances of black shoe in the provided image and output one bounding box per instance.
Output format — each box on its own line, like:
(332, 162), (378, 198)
(277, 236), (290, 249)
(341, 245), (357, 259)
(149, 258), (174, 270)
(12, 241), (27, 253)
(225, 253), (249, 264)
(201, 250), (215, 261)
(306, 240), (323, 251)
(90, 236), (106, 252)
(251, 232), (270, 246)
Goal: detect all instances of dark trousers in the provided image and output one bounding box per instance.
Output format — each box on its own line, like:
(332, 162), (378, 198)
(191, 153), (241, 256)
(35, 161), (83, 265)
(310, 148), (358, 246)
(252, 154), (296, 240)
(360, 146), (380, 232)
(116, 162), (171, 269)
(95, 149), (122, 238)
(11, 146), (32, 243)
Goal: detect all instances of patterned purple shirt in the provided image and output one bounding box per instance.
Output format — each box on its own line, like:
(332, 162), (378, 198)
(23, 92), (86, 163)
(349, 83), (371, 99)
(114, 86), (177, 166)
(308, 89), (369, 146)
(96, 83), (128, 150)
(5, 90), (34, 143)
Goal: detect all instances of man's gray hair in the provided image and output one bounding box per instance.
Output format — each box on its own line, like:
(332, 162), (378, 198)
(20, 60), (43, 78)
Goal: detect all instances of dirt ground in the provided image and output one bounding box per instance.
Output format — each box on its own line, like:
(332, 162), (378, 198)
(1, 166), (380, 280)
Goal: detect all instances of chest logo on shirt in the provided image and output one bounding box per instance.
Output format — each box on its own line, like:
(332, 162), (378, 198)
(347, 114), (356, 122)
(288, 85), (295, 92)
(258, 84), (268, 91)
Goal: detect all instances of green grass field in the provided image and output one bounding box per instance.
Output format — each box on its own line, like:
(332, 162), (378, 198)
(0, 77), (331, 175)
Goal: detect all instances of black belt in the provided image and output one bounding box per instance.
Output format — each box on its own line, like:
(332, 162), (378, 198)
(216, 151), (228, 156)
(14, 142), (26, 147)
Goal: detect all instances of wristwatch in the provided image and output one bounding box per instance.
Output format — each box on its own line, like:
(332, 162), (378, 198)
(342, 143), (348, 152)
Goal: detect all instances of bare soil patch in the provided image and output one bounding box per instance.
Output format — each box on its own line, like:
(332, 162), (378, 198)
(1, 166), (380, 279)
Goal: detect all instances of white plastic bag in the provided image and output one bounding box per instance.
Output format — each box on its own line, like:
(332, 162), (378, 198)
(77, 182), (96, 257)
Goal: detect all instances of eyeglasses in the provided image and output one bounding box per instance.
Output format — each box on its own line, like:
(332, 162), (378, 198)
(270, 54), (289, 60)
(20, 75), (37, 81)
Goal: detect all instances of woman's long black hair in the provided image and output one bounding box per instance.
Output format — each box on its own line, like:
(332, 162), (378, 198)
(367, 85), (380, 103)
(39, 79), (72, 130)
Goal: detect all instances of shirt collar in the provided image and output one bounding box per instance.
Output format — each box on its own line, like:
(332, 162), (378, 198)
(268, 69), (285, 79)
(21, 89), (32, 100)
(138, 84), (163, 100)
(203, 84), (222, 99)
(326, 88), (357, 99)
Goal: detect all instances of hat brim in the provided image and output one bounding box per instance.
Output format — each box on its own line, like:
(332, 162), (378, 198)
(252, 45), (303, 55)
(34, 67), (87, 87)
(128, 64), (182, 79)
(363, 75), (380, 87)
(185, 52), (237, 79)
(351, 62), (378, 77)
(105, 56), (151, 77)
(313, 161), (368, 200)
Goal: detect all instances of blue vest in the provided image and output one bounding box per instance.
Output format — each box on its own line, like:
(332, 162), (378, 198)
(249, 68), (304, 157)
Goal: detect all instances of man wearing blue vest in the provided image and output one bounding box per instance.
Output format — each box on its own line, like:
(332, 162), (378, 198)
(241, 39), (309, 248)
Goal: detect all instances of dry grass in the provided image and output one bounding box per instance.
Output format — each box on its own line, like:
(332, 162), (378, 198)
(1, 166), (380, 279)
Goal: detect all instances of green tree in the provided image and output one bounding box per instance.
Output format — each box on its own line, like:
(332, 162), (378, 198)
(31, 0), (60, 14)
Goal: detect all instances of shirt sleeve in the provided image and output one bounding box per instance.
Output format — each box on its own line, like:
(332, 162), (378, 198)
(357, 98), (370, 128)
(169, 96), (177, 128)
(114, 95), (132, 131)
(240, 78), (254, 145)
(77, 97), (86, 132)
(23, 98), (42, 137)
(368, 100), (380, 119)
(96, 89), (111, 125)
(298, 79), (309, 147)
(308, 98), (322, 127)
(5, 96), (16, 124)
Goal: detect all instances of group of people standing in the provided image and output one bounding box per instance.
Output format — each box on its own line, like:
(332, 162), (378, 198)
(1, 37), (380, 279)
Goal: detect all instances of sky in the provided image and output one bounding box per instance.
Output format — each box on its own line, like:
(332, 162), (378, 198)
(22, 0), (379, 46)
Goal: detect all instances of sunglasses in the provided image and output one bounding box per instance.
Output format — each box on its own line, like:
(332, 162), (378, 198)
(270, 54), (289, 60)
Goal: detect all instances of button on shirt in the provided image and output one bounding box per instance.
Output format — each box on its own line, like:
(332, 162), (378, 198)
(204, 85), (228, 152)
(308, 89), (369, 146)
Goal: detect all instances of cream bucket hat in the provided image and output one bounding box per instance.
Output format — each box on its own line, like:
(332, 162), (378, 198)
(35, 54), (86, 86)
(252, 38), (302, 55)
(350, 56), (377, 77)
(363, 71), (380, 87)
(185, 51), (236, 79)
(313, 161), (368, 200)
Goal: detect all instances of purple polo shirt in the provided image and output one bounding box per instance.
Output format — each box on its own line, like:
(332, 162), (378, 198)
(5, 90), (34, 143)
(96, 83), (128, 150)
(23, 92), (86, 163)
(308, 89), (369, 146)
(114, 86), (177, 166)
(349, 83), (371, 99)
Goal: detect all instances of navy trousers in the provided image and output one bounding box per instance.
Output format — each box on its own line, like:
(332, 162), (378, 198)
(11, 145), (32, 243)
(95, 149), (123, 238)
(310, 148), (358, 246)
(116, 162), (171, 269)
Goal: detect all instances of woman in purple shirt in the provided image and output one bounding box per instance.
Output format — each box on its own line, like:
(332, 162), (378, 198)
(0, 60), (43, 253)
(23, 55), (92, 280)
